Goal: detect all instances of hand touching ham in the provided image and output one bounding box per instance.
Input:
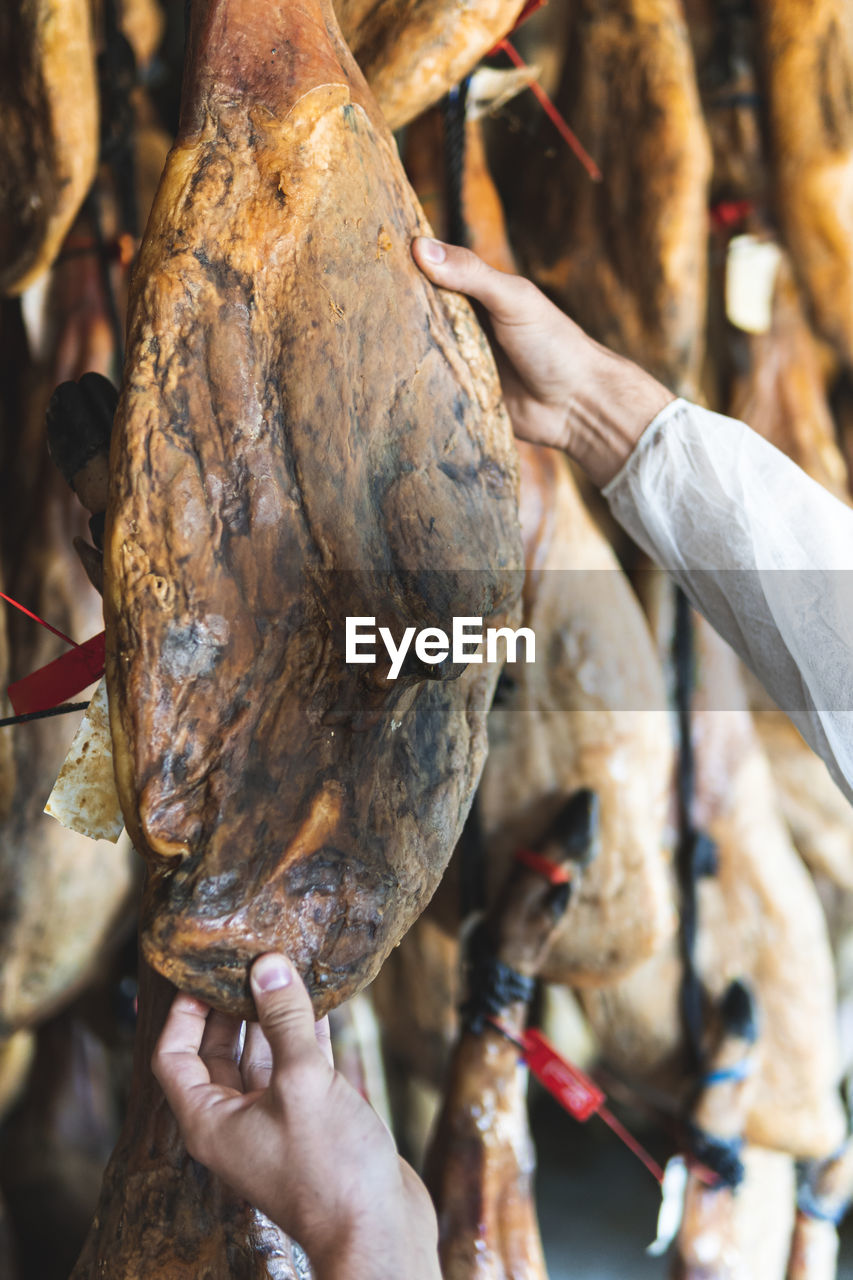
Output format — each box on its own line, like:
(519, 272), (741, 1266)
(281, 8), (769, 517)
(153, 953), (441, 1280)
(412, 236), (674, 486)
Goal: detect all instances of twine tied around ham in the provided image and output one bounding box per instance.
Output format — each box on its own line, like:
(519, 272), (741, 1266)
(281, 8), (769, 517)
(461, 921), (536, 1033)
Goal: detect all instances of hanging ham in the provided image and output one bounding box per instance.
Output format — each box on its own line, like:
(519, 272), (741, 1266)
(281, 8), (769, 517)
(756, 0), (853, 368)
(0, 241), (136, 1038)
(104, 0), (523, 1019)
(0, 0), (98, 295)
(512, 0), (711, 397)
(335, 0), (527, 129)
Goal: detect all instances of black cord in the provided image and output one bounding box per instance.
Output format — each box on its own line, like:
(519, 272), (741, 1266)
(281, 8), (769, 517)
(87, 0), (143, 374)
(100, 0), (140, 239)
(85, 188), (126, 373)
(461, 921), (536, 1033)
(685, 1123), (745, 1190)
(674, 588), (711, 1073)
(458, 791), (487, 921)
(0, 702), (90, 728)
(441, 80), (470, 248)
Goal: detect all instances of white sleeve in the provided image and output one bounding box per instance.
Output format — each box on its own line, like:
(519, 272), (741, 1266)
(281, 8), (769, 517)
(602, 398), (853, 805)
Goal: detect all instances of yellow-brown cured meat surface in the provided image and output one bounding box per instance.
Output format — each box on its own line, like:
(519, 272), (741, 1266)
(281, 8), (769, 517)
(756, 0), (853, 367)
(0, 263), (136, 1038)
(105, 0), (522, 1018)
(514, 0), (711, 396)
(0, 0), (98, 295)
(335, 0), (526, 130)
(583, 614), (845, 1159)
(480, 445), (675, 985)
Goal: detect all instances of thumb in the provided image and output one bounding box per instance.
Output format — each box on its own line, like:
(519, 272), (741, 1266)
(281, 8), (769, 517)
(250, 953), (319, 1070)
(412, 236), (529, 325)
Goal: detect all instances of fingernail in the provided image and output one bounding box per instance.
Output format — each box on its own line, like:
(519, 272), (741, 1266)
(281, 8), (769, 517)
(251, 953), (293, 992)
(419, 237), (446, 264)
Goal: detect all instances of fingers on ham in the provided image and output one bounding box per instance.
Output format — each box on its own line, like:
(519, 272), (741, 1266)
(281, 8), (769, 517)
(71, 958), (307, 1279)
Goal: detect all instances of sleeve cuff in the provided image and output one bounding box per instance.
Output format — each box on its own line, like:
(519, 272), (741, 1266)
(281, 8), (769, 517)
(601, 396), (688, 500)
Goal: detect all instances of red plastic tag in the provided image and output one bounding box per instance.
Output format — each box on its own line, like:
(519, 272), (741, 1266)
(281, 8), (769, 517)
(489, 1019), (664, 1183)
(710, 199), (755, 233)
(522, 1028), (605, 1121)
(514, 847), (571, 885)
(8, 631), (106, 716)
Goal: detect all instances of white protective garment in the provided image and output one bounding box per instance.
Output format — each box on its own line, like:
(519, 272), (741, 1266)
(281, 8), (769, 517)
(603, 397), (853, 804)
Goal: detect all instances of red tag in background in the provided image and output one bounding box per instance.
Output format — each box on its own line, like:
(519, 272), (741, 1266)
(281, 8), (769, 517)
(8, 631), (106, 715)
(522, 1028), (605, 1121)
(514, 847), (572, 885)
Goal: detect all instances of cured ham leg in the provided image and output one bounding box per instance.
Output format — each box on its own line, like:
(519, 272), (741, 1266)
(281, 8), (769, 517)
(0, 0), (98, 295)
(673, 982), (758, 1279)
(105, 0), (522, 1019)
(0, 1011), (120, 1279)
(513, 0), (711, 396)
(403, 80), (674, 987)
(480, 444), (675, 984)
(787, 1140), (853, 1279)
(0, 238), (136, 1038)
(71, 952), (310, 1280)
(727, 251), (849, 502)
(582, 611), (845, 1160)
(755, 0), (853, 367)
(424, 791), (598, 1279)
(752, 706), (853, 893)
(335, 0), (527, 129)
(370, 908), (460, 1161)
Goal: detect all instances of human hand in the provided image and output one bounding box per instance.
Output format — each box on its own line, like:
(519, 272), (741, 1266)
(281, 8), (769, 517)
(412, 237), (674, 486)
(153, 953), (441, 1280)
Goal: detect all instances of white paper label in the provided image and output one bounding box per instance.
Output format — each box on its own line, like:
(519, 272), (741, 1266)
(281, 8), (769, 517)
(45, 677), (124, 842)
(725, 234), (782, 335)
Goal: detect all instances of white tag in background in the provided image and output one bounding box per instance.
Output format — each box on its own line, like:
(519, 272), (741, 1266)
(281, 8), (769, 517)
(725, 234), (783, 335)
(647, 1155), (688, 1257)
(466, 65), (539, 120)
(45, 676), (124, 843)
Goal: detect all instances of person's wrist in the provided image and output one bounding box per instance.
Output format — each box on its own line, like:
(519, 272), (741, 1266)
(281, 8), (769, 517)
(563, 340), (675, 488)
(309, 1233), (408, 1280)
(306, 1200), (417, 1280)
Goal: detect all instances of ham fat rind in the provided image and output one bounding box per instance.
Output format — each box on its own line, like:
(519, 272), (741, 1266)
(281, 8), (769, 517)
(105, 0), (522, 1018)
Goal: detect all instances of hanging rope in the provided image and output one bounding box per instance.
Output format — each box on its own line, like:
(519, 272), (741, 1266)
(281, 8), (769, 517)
(458, 792), (487, 921)
(441, 78), (470, 249)
(100, 0), (140, 239)
(673, 587), (716, 1073)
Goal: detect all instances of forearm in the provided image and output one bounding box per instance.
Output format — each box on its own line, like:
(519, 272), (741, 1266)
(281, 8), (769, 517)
(311, 1234), (440, 1280)
(602, 398), (853, 803)
(563, 338), (675, 488)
